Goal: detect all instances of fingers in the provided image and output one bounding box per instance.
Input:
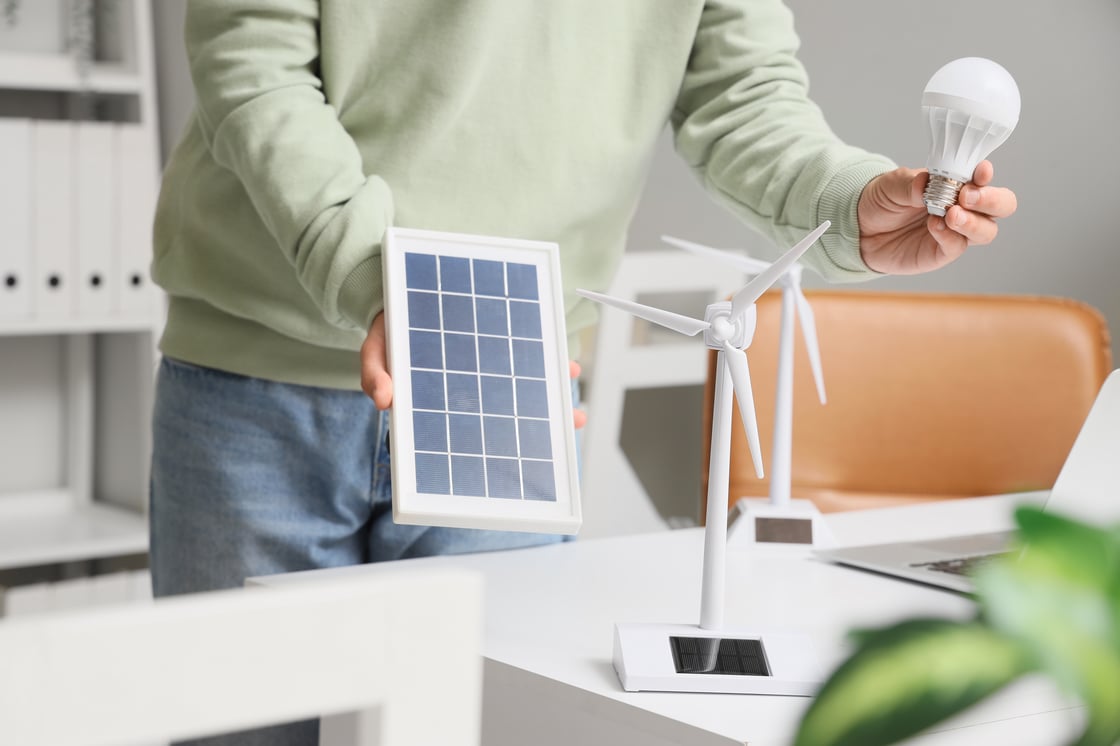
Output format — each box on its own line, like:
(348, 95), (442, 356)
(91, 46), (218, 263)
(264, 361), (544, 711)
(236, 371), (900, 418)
(944, 205), (1000, 246)
(936, 160), (1014, 247)
(971, 160), (994, 187)
(569, 359), (585, 428)
(958, 184), (1018, 219)
(960, 160), (1016, 218)
(360, 313), (394, 409)
(928, 215), (968, 261)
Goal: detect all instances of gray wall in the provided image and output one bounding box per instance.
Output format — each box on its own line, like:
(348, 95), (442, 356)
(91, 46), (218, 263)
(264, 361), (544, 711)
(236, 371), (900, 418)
(150, 1), (1120, 522)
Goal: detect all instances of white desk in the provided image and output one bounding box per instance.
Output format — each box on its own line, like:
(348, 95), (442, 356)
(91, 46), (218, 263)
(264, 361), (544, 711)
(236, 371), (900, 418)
(251, 493), (1084, 745)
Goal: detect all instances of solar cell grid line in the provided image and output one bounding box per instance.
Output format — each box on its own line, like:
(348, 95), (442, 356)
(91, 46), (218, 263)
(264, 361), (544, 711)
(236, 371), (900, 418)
(384, 227), (580, 534)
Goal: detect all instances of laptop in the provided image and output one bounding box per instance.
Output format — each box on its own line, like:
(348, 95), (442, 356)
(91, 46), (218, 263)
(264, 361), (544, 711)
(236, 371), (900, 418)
(815, 368), (1120, 592)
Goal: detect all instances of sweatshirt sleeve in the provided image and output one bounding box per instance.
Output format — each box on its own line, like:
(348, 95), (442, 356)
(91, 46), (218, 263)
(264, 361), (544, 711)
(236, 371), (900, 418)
(184, 0), (391, 330)
(671, 0), (895, 281)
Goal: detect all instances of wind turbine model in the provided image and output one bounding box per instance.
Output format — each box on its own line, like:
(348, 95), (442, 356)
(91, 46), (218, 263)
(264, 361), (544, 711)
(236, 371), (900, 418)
(660, 235), (833, 549)
(576, 222), (830, 695)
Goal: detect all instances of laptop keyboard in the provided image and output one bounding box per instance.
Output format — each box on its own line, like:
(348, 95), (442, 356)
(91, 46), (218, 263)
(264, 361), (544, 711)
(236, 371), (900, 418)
(910, 552), (1011, 576)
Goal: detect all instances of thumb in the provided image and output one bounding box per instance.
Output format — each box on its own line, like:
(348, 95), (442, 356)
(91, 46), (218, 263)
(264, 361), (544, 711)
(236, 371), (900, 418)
(907, 168), (930, 208)
(361, 312), (394, 409)
(871, 167), (927, 209)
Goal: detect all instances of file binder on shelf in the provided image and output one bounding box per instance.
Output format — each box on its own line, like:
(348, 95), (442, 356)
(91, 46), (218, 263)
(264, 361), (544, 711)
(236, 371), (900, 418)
(0, 118), (33, 321)
(76, 121), (116, 319)
(114, 123), (156, 318)
(30, 120), (75, 320)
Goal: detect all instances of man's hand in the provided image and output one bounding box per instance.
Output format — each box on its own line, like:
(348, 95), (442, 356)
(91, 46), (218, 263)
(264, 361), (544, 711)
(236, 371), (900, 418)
(361, 311), (588, 429)
(858, 160), (1018, 275)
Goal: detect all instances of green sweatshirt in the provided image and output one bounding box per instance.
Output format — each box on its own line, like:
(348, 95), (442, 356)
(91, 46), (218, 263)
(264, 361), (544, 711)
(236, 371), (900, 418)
(153, 0), (894, 390)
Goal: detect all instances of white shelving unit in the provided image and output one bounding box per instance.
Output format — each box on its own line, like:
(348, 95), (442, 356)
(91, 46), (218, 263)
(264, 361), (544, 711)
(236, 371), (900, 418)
(0, 0), (161, 573)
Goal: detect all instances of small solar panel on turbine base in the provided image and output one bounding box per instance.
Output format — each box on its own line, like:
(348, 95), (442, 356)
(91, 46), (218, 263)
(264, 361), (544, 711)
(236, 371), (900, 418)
(382, 228), (582, 534)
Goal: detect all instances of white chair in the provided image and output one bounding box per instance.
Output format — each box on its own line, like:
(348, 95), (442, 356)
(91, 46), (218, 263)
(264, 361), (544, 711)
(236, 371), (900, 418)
(0, 568), (483, 746)
(579, 250), (747, 536)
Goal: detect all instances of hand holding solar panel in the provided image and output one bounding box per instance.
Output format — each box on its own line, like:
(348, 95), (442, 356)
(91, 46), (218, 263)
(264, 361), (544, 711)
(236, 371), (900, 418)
(382, 228), (581, 534)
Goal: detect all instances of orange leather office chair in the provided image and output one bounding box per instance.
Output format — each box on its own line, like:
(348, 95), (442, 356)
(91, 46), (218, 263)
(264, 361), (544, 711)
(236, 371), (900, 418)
(701, 291), (1112, 516)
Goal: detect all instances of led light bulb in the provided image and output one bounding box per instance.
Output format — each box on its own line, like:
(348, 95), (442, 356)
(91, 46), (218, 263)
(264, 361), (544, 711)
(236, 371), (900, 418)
(922, 57), (1020, 216)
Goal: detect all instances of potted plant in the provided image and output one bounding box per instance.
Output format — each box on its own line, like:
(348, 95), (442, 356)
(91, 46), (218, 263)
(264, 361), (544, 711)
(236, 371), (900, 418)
(794, 505), (1120, 746)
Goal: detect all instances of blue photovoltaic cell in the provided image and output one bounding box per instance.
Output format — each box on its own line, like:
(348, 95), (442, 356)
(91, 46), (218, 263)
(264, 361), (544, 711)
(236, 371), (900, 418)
(410, 330), (443, 369)
(415, 453), (450, 493)
(480, 375), (514, 415)
(413, 411), (448, 452)
(475, 298), (508, 336)
(448, 413), (483, 455)
(440, 256), (472, 293)
(512, 339), (546, 378)
(446, 373), (480, 413)
(516, 379), (549, 418)
(444, 333), (477, 372)
(509, 300), (542, 339)
(506, 262), (539, 300)
(404, 251), (558, 503)
(411, 370), (445, 410)
(522, 460), (556, 501)
(473, 259), (506, 297)
(408, 291), (441, 330)
(478, 336), (511, 375)
(441, 294), (475, 333)
(517, 419), (552, 459)
(451, 455), (486, 496)
(406, 253), (438, 290)
(486, 458), (522, 498)
(483, 416), (518, 457)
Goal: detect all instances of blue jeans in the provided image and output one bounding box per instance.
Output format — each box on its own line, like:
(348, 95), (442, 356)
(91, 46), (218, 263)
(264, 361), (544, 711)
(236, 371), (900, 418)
(150, 356), (570, 745)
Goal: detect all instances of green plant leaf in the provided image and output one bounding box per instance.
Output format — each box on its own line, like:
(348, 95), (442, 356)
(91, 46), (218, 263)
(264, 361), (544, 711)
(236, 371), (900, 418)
(1009, 506), (1120, 597)
(975, 507), (1120, 745)
(793, 619), (1030, 746)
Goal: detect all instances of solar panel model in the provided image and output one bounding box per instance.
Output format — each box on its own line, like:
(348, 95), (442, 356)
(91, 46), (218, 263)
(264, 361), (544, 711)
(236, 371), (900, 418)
(381, 228), (582, 534)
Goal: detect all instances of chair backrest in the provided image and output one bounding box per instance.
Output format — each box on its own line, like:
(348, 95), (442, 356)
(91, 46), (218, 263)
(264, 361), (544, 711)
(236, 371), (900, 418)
(0, 568), (483, 746)
(702, 290), (1112, 514)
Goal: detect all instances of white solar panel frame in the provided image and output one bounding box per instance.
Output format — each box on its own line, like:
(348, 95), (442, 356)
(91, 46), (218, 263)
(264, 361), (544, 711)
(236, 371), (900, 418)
(382, 227), (582, 534)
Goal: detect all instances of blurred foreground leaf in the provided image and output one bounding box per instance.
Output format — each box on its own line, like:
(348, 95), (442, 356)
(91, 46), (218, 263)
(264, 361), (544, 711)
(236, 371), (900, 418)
(794, 618), (1029, 746)
(975, 506), (1120, 745)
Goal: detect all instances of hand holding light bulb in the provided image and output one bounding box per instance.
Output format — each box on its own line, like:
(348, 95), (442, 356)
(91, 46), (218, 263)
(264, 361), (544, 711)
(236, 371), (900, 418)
(855, 57), (1020, 277)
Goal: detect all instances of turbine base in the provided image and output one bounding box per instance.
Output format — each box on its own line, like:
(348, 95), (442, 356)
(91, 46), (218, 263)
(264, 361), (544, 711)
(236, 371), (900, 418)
(613, 622), (823, 695)
(727, 498), (834, 550)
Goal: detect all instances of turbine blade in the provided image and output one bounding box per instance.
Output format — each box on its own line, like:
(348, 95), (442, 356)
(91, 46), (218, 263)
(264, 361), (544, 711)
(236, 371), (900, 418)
(793, 285), (827, 405)
(730, 221), (830, 317)
(661, 235), (772, 275)
(576, 289), (710, 337)
(722, 341), (764, 479)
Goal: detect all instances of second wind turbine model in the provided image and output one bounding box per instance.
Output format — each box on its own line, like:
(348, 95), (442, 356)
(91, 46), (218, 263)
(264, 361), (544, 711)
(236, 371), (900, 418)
(577, 221), (831, 695)
(660, 234), (833, 547)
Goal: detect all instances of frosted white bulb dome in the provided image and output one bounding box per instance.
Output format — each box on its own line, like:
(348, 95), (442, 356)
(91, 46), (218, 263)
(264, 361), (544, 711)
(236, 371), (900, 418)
(921, 57), (1020, 216)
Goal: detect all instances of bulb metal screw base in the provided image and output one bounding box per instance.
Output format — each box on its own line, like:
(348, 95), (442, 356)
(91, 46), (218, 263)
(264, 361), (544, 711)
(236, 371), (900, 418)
(923, 174), (965, 216)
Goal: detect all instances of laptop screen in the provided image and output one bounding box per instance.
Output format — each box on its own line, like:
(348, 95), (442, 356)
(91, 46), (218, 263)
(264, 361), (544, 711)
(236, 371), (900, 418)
(1041, 368), (1120, 525)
